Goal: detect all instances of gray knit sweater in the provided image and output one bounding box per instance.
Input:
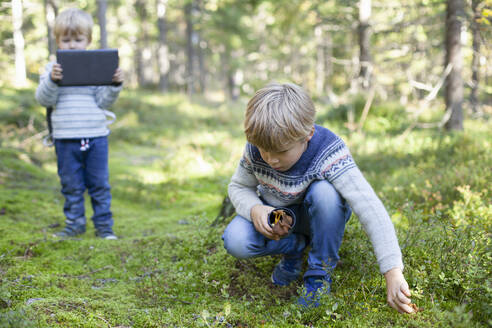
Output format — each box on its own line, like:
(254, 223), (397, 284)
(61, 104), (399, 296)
(228, 124), (403, 274)
(35, 62), (122, 139)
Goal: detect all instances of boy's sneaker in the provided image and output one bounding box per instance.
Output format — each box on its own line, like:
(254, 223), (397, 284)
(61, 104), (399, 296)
(271, 255), (303, 286)
(297, 275), (331, 308)
(271, 234), (307, 286)
(53, 225), (85, 238)
(95, 230), (118, 240)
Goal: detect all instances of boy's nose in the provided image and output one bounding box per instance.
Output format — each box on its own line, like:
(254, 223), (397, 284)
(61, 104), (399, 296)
(264, 154), (279, 165)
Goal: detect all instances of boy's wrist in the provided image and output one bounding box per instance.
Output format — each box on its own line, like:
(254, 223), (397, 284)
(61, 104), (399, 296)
(384, 267), (402, 280)
(250, 204), (263, 221)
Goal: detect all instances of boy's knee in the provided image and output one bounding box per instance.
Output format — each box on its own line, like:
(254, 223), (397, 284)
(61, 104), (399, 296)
(222, 234), (250, 259)
(222, 217), (254, 259)
(306, 180), (341, 204)
(305, 180), (351, 223)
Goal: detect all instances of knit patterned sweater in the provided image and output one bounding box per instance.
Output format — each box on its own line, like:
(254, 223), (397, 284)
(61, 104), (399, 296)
(228, 124), (403, 274)
(35, 62), (122, 139)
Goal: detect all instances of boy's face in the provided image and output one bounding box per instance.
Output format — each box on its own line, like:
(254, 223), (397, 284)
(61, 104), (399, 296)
(57, 33), (89, 50)
(258, 129), (314, 172)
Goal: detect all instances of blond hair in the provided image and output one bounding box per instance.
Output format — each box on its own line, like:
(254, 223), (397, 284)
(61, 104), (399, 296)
(54, 8), (93, 43)
(244, 82), (316, 151)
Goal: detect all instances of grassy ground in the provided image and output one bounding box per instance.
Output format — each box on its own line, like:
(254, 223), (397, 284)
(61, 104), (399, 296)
(0, 86), (490, 327)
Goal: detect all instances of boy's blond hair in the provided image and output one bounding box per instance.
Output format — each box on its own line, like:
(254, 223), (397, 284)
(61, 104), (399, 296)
(54, 8), (93, 43)
(245, 82), (316, 151)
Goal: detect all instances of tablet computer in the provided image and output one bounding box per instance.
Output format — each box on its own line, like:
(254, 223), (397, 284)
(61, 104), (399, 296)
(56, 49), (119, 86)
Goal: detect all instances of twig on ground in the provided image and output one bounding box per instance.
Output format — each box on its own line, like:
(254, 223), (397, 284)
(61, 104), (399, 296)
(160, 296), (193, 305)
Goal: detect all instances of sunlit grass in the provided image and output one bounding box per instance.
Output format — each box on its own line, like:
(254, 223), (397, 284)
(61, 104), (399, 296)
(0, 86), (491, 327)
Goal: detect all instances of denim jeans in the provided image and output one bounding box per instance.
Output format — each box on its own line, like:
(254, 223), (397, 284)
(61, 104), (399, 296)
(222, 180), (351, 279)
(54, 137), (113, 233)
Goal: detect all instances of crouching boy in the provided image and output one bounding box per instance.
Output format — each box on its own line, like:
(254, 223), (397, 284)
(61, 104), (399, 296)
(222, 82), (413, 312)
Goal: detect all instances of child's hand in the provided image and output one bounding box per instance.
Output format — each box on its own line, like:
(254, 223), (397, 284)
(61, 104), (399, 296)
(50, 63), (63, 82)
(251, 204), (279, 240)
(384, 267), (414, 313)
(112, 67), (124, 85)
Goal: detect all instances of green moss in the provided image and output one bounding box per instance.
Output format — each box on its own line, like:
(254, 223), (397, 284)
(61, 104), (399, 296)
(0, 86), (490, 327)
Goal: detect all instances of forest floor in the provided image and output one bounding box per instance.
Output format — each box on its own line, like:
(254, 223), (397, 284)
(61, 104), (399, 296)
(0, 86), (491, 327)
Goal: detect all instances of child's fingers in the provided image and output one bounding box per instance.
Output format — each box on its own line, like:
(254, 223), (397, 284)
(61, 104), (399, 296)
(260, 221), (275, 238)
(112, 71), (124, 83)
(261, 222), (279, 240)
(397, 301), (414, 314)
(389, 295), (412, 313)
(400, 282), (411, 297)
(397, 290), (411, 304)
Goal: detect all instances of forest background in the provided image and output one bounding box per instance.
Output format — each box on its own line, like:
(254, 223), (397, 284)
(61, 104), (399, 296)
(0, 0), (491, 327)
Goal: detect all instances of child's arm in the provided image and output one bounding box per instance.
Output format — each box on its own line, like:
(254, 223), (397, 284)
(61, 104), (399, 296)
(331, 166), (403, 274)
(228, 148), (281, 240)
(94, 68), (124, 109)
(229, 163), (279, 240)
(228, 156), (263, 221)
(330, 165), (414, 312)
(35, 62), (59, 107)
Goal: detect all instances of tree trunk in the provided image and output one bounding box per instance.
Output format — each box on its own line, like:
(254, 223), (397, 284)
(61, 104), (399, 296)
(97, 0), (108, 49)
(134, 0), (153, 87)
(210, 195), (235, 227)
(358, 0), (372, 89)
(221, 50), (238, 101)
(12, 0), (27, 87)
(185, 2), (194, 96)
(43, 0), (57, 59)
(156, 0), (169, 93)
(324, 32), (333, 96)
(315, 25), (333, 96)
(470, 0), (481, 114)
(197, 32), (206, 93)
(444, 0), (464, 131)
(195, 0), (205, 93)
(315, 25), (325, 95)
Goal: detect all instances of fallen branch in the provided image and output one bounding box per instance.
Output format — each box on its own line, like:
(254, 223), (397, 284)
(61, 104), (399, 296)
(357, 86), (376, 134)
(399, 63), (453, 139)
(19, 129), (49, 147)
(160, 295), (193, 305)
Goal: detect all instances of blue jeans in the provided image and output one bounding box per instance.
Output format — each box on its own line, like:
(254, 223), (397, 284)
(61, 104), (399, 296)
(54, 137), (113, 233)
(222, 180), (351, 279)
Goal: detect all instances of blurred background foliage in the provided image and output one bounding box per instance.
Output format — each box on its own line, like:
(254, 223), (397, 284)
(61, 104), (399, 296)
(0, 0), (490, 113)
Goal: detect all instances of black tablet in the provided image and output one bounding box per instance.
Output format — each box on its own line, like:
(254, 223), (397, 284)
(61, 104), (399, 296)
(56, 49), (118, 86)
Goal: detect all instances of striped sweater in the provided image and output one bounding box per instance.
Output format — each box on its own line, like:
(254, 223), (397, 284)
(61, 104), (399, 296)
(35, 62), (122, 139)
(228, 124), (403, 274)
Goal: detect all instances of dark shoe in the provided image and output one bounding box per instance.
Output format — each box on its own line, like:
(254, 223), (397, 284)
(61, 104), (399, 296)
(271, 255), (303, 286)
(297, 275), (331, 308)
(95, 230), (118, 240)
(53, 225), (86, 238)
(271, 235), (306, 286)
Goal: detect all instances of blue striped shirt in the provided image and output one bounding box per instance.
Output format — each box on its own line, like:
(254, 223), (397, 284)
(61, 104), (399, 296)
(35, 62), (122, 139)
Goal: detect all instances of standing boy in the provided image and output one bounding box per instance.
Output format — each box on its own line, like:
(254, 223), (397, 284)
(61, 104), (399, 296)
(222, 83), (413, 312)
(35, 8), (123, 239)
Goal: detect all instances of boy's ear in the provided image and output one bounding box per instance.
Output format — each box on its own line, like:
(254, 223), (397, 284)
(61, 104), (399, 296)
(306, 126), (315, 141)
